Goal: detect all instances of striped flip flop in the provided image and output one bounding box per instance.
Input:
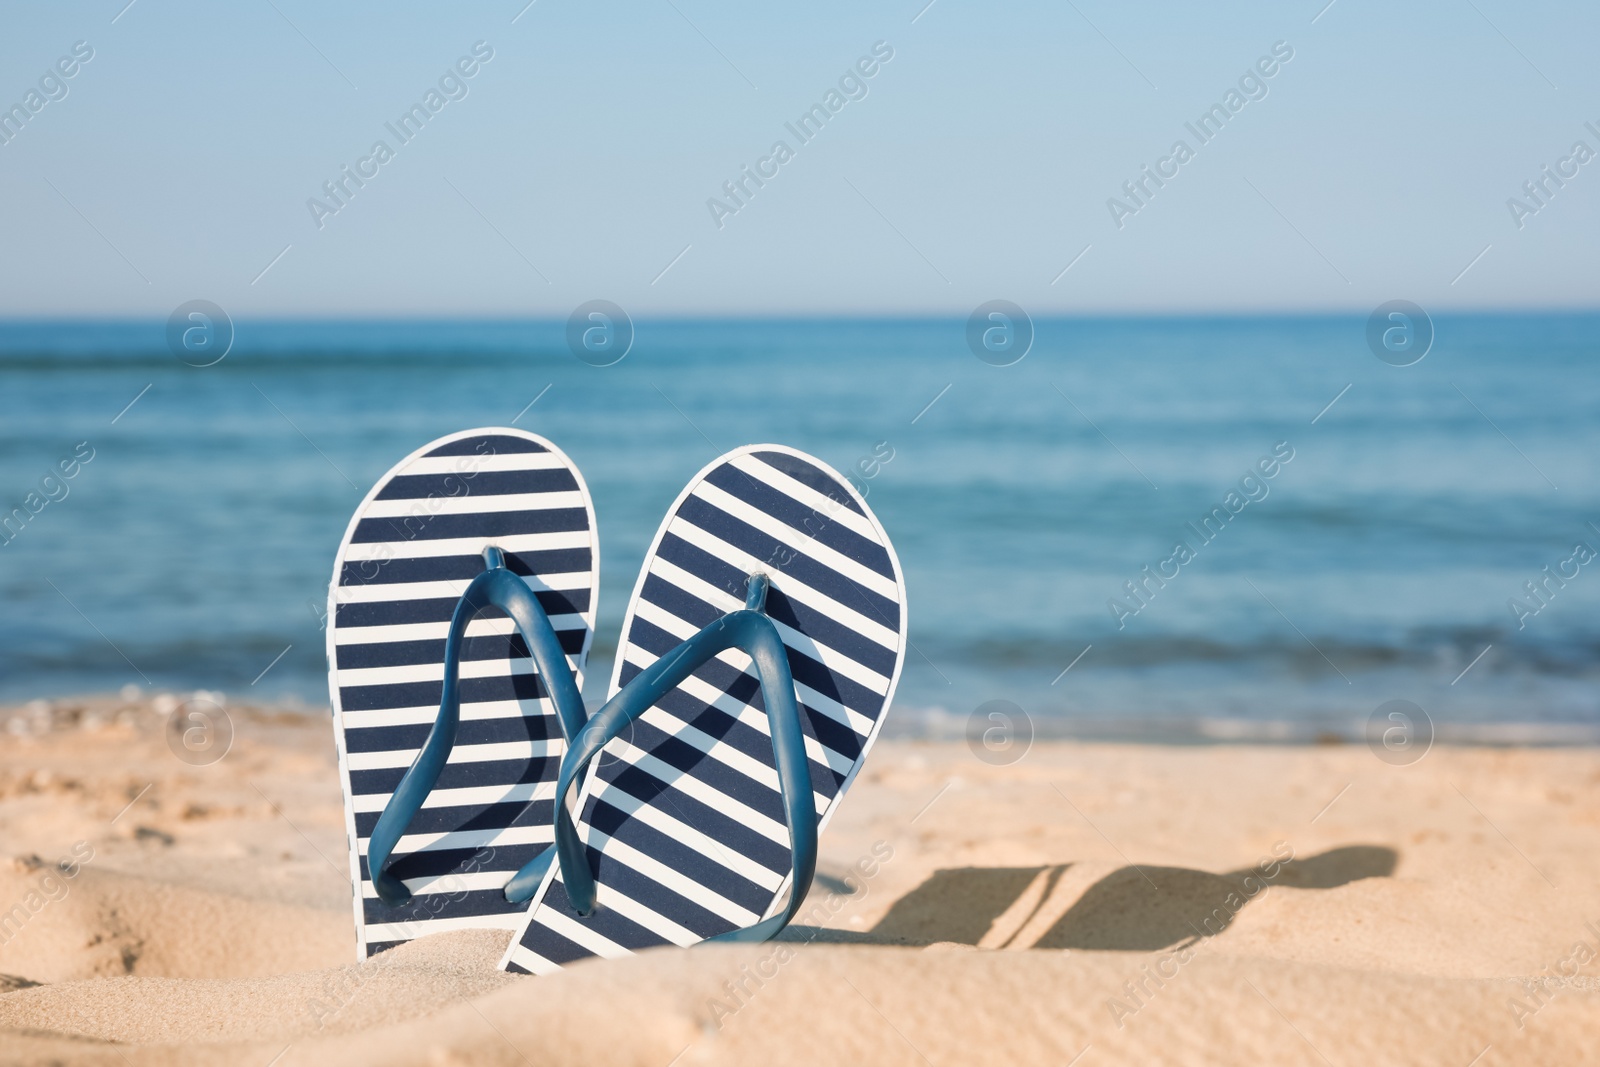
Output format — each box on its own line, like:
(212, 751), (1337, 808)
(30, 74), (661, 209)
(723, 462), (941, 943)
(500, 444), (906, 974)
(327, 428), (599, 957)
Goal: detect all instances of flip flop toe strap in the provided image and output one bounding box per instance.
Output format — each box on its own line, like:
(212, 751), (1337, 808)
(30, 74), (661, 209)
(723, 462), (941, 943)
(367, 546), (588, 907)
(550, 573), (819, 943)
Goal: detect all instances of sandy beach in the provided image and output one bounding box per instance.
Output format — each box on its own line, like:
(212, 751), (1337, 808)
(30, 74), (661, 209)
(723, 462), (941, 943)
(7, 0), (1600, 1058)
(0, 693), (1596, 1065)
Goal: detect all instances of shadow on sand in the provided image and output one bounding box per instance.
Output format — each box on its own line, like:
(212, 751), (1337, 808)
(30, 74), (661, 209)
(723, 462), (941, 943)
(784, 845), (1396, 951)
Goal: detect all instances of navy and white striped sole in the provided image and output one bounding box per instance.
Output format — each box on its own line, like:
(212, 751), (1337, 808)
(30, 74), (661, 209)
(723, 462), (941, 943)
(326, 428), (599, 958)
(500, 444), (906, 974)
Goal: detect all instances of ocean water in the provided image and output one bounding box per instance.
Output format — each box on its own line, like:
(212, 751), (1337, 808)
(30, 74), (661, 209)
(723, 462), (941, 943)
(2, 314), (1598, 742)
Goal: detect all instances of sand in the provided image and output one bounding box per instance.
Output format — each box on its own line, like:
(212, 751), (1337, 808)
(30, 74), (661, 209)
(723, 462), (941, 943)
(0, 693), (1597, 1065)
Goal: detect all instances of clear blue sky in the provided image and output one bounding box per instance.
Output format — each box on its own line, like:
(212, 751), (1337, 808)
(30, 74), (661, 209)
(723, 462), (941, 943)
(1, 0), (1595, 317)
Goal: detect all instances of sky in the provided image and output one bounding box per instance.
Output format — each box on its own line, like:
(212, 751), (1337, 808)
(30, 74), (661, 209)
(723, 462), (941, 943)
(0, 0), (1595, 317)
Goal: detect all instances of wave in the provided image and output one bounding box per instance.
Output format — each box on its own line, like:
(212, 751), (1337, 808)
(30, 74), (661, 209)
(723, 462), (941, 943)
(884, 704), (1600, 745)
(945, 629), (1600, 676)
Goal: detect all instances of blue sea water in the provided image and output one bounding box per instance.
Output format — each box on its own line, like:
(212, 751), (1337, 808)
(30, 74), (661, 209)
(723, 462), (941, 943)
(2, 314), (1598, 742)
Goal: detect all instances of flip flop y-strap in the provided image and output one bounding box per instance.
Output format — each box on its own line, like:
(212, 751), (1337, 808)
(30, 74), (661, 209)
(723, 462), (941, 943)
(367, 546), (589, 906)
(545, 573), (818, 942)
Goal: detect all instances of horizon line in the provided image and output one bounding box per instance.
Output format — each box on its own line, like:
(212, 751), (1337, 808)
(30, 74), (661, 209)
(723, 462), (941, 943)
(2, 305), (1599, 326)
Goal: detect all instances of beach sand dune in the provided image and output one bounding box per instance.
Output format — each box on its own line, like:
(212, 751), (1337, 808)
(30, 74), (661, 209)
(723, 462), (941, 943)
(1, 695), (1596, 1065)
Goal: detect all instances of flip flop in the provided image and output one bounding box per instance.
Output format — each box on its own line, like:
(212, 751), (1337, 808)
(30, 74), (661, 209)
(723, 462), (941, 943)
(327, 427), (599, 957)
(500, 444), (906, 974)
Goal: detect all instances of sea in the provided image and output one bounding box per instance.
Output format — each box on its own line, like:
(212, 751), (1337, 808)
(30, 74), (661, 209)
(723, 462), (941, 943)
(3, 313), (1598, 743)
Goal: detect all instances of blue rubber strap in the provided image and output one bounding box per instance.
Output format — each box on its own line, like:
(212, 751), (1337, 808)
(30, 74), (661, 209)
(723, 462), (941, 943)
(549, 574), (818, 943)
(366, 546), (588, 907)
